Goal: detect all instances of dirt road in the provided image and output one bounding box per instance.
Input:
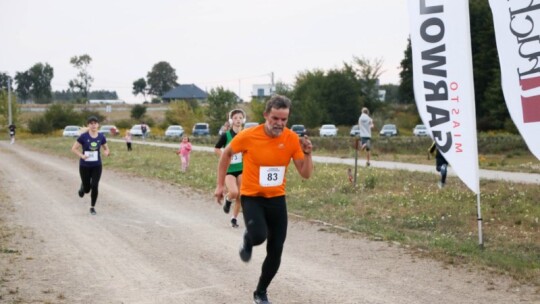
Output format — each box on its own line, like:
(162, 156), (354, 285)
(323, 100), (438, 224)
(0, 141), (537, 303)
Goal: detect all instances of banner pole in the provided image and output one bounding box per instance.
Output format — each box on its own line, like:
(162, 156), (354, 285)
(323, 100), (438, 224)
(476, 193), (484, 249)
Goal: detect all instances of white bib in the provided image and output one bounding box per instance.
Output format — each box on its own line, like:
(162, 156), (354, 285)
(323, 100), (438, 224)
(84, 151), (98, 162)
(259, 166), (285, 187)
(231, 152), (243, 164)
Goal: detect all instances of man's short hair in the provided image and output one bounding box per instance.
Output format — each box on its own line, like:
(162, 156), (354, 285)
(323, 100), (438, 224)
(265, 95), (292, 114)
(362, 107), (369, 115)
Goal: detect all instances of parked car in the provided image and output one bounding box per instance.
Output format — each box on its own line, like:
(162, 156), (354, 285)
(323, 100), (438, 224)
(63, 125), (81, 137)
(165, 125), (184, 138)
(130, 124), (151, 136)
(319, 124), (338, 137)
(244, 122), (259, 129)
(192, 123), (210, 136)
(379, 124), (399, 137)
(350, 125), (361, 137)
(413, 124), (428, 136)
(291, 124), (307, 136)
(99, 125), (118, 136)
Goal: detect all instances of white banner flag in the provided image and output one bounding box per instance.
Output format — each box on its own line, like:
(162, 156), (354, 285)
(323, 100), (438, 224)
(489, 0), (540, 160)
(408, 0), (480, 194)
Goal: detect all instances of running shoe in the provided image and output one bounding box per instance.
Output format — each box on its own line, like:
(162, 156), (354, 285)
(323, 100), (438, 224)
(231, 218), (239, 228)
(90, 207), (96, 215)
(239, 242), (252, 263)
(223, 199), (232, 214)
(253, 291), (271, 304)
(366, 161), (371, 167)
(78, 184), (84, 198)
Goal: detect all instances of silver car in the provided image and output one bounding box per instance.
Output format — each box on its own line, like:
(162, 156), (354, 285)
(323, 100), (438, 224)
(413, 124), (428, 136)
(379, 124), (398, 137)
(165, 125), (184, 138)
(130, 124), (151, 136)
(63, 125), (81, 137)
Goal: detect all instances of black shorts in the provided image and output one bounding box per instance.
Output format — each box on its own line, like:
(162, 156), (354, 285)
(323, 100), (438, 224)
(226, 171), (242, 178)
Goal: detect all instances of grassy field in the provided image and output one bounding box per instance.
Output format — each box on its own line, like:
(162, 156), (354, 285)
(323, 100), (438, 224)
(7, 136), (538, 290)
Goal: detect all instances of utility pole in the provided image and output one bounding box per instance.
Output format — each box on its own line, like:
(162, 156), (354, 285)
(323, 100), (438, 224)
(7, 76), (12, 125)
(270, 72), (274, 94)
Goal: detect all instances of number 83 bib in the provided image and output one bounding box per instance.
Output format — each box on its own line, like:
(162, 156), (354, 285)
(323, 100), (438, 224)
(259, 166), (285, 187)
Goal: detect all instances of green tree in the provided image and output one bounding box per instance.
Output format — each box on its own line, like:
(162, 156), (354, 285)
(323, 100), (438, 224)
(398, 38), (414, 104)
(469, 0), (507, 131)
(291, 67), (360, 127)
(322, 67), (361, 125)
(249, 99), (265, 124)
(381, 84), (399, 103)
(132, 78), (148, 102)
(147, 61), (178, 97)
(274, 81), (293, 97)
(206, 87), (239, 133)
(165, 101), (198, 131)
(28, 63), (54, 104)
(69, 54), (94, 102)
(0, 72), (12, 91)
(131, 104), (147, 120)
(291, 70), (326, 127)
(352, 56), (384, 113)
(14, 71), (32, 102)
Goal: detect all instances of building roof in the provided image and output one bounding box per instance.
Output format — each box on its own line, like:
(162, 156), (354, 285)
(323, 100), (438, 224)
(162, 84), (208, 100)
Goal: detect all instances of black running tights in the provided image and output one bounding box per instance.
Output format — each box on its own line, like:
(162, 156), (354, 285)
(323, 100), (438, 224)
(241, 195), (288, 293)
(79, 165), (102, 206)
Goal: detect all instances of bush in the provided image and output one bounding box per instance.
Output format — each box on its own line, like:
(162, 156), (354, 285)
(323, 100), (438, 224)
(28, 116), (53, 134)
(131, 105), (147, 120)
(44, 104), (82, 129)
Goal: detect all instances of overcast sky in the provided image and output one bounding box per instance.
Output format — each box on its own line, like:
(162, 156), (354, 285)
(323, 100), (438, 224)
(0, 0), (410, 103)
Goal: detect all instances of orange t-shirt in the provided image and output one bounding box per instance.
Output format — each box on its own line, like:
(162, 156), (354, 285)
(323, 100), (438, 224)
(229, 124), (304, 198)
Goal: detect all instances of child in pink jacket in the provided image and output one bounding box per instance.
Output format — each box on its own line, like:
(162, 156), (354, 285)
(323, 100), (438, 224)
(176, 136), (192, 171)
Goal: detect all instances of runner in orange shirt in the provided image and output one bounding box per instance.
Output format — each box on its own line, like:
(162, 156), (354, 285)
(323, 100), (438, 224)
(214, 95), (313, 304)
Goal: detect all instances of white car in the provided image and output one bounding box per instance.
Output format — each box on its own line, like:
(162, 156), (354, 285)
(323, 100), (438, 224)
(63, 125), (81, 137)
(319, 124), (338, 137)
(130, 124), (151, 136)
(379, 124), (398, 137)
(165, 125), (184, 138)
(413, 124), (428, 136)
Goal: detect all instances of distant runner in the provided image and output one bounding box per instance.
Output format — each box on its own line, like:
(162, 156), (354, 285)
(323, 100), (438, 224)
(71, 116), (110, 215)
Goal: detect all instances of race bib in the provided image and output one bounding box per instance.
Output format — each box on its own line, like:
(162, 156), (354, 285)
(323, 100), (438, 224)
(259, 166), (285, 187)
(84, 151), (98, 162)
(231, 152), (242, 164)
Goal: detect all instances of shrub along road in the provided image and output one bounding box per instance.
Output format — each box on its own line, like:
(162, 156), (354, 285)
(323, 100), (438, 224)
(0, 141), (538, 303)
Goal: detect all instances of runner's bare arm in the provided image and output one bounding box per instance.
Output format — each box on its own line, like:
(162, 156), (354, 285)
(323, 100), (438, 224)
(214, 145), (233, 204)
(71, 141), (87, 159)
(293, 135), (314, 179)
(102, 143), (110, 157)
